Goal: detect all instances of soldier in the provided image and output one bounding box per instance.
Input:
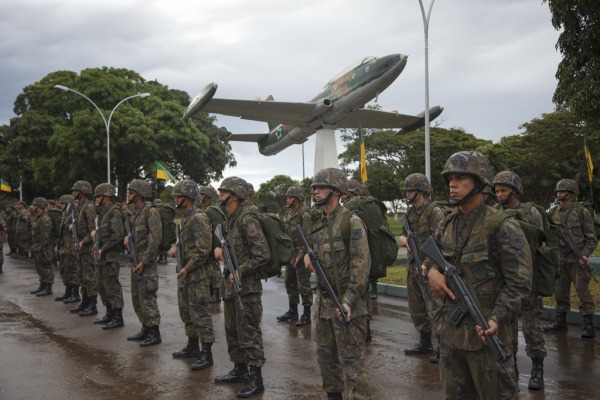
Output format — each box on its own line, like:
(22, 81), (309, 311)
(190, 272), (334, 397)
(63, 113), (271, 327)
(124, 179), (163, 346)
(277, 185), (313, 326)
(198, 185), (227, 303)
(481, 182), (497, 207)
(93, 183), (126, 329)
(55, 195), (81, 303)
(47, 199), (62, 268)
(169, 180), (216, 370)
(303, 168), (371, 400)
(4, 205), (16, 256)
(399, 173), (445, 362)
(424, 151), (531, 400)
(69, 181), (99, 317)
(214, 177), (267, 398)
(15, 201), (29, 259)
(493, 171), (547, 389)
(29, 197), (55, 296)
(543, 179), (597, 338)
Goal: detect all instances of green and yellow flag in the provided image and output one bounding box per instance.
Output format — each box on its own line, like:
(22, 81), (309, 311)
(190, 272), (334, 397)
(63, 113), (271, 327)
(584, 133), (594, 182)
(0, 178), (11, 192)
(156, 161), (175, 181)
(359, 126), (368, 183)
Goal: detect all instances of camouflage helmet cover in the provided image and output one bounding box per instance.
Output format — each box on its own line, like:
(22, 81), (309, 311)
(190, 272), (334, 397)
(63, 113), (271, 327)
(172, 179), (199, 199)
(311, 168), (349, 195)
(58, 194), (75, 204)
(32, 197), (48, 209)
(441, 151), (493, 187)
(218, 177), (248, 199)
(358, 183), (370, 196)
(127, 179), (152, 198)
(285, 185), (305, 202)
(347, 179), (360, 194)
(555, 178), (579, 195)
(94, 183), (117, 198)
(404, 173), (433, 195)
(493, 171), (523, 195)
(482, 184), (495, 196)
(245, 182), (255, 198)
(199, 185), (217, 199)
(71, 180), (93, 195)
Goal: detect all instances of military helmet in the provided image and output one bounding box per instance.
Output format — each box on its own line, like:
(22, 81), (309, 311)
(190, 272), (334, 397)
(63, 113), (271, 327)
(152, 199), (162, 206)
(94, 183), (117, 198)
(199, 185), (217, 199)
(127, 179), (152, 198)
(285, 185), (305, 202)
(172, 179), (199, 199)
(311, 168), (349, 195)
(71, 180), (93, 195)
(358, 183), (370, 196)
(492, 171), (523, 195)
(404, 173), (433, 195)
(482, 184), (495, 196)
(246, 182), (255, 198)
(555, 179), (579, 195)
(58, 194), (75, 204)
(32, 197), (48, 209)
(347, 179), (360, 195)
(441, 151), (493, 188)
(218, 177), (248, 199)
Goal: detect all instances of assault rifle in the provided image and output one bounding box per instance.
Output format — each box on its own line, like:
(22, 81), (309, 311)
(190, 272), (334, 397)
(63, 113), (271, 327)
(296, 225), (358, 344)
(174, 224), (184, 291)
(421, 236), (516, 389)
(124, 219), (140, 282)
(559, 228), (598, 283)
(215, 224), (243, 310)
(93, 216), (100, 269)
(403, 213), (427, 287)
(70, 206), (80, 260)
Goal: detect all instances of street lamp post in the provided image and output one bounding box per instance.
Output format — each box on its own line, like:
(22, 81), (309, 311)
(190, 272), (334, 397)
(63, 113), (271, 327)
(418, 0), (436, 181)
(54, 85), (150, 183)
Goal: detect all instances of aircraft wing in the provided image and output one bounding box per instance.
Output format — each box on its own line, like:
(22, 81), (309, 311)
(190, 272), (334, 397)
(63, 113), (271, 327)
(201, 98), (319, 126)
(334, 108), (424, 129)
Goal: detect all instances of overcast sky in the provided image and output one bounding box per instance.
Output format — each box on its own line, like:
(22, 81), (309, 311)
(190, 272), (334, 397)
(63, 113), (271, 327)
(0, 0), (561, 190)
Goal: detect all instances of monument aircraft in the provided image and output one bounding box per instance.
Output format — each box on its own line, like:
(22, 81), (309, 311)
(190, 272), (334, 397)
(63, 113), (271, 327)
(184, 54), (443, 156)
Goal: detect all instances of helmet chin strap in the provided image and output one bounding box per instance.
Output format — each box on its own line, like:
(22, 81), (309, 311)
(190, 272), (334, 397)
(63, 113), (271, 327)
(314, 190), (334, 207)
(127, 193), (139, 204)
(449, 185), (482, 207)
(175, 198), (186, 210)
(498, 190), (514, 206)
(219, 194), (231, 207)
(406, 192), (418, 204)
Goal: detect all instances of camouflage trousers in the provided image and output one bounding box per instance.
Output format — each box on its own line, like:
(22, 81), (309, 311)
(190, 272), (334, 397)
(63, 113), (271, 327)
(407, 262), (434, 334)
(222, 295), (265, 367)
(316, 315), (371, 400)
(33, 250), (54, 284)
(178, 275), (214, 343)
(284, 263), (313, 307)
(209, 262), (223, 292)
(77, 253), (98, 297)
(58, 252), (79, 286)
(8, 231), (17, 252)
(511, 292), (546, 360)
(97, 261), (124, 309)
(17, 232), (29, 253)
(131, 262), (161, 326)
(554, 256), (595, 315)
(439, 345), (517, 400)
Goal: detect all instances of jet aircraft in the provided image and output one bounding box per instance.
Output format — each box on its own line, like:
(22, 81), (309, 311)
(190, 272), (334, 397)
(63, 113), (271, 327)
(184, 54), (443, 156)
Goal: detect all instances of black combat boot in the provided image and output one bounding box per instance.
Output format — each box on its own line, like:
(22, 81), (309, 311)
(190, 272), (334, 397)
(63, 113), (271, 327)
(172, 336), (200, 358)
(237, 365), (264, 398)
(36, 283), (53, 297)
(327, 393), (343, 400)
(140, 325), (162, 347)
(70, 295), (88, 313)
(370, 280), (378, 300)
(55, 285), (71, 301)
(528, 358), (544, 390)
(103, 308), (124, 329)
(93, 305), (113, 324)
(214, 363), (249, 384)
(191, 342), (214, 370)
(30, 283), (44, 295)
(209, 288), (220, 303)
(296, 306), (311, 326)
(63, 285), (81, 303)
(582, 314), (596, 338)
(430, 334), (440, 363)
(127, 325), (148, 341)
(276, 303), (298, 322)
(404, 331), (433, 355)
(542, 312), (568, 332)
(79, 295), (98, 316)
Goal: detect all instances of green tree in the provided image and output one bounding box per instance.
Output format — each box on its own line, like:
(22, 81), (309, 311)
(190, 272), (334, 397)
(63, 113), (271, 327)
(255, 175), (300, 214)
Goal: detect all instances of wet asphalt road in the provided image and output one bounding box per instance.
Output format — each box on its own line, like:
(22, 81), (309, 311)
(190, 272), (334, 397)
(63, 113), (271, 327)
(0, 246), (599, 400)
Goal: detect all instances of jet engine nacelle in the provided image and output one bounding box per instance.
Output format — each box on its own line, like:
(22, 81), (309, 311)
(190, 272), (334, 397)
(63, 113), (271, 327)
(310, 98), (333, 116)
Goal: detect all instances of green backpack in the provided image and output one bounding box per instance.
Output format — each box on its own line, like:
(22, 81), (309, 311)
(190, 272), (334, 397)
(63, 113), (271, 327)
(575, 201), (600, 241)
(155, 203), (177, 252)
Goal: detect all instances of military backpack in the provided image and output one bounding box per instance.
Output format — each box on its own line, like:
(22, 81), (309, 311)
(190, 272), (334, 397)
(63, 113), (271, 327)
(154, 203), (177, 252)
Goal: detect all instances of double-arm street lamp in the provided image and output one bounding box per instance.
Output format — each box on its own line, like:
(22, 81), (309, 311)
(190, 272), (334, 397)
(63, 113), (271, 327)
(418, 0), (436, 181)
(54, 85), (150, 183)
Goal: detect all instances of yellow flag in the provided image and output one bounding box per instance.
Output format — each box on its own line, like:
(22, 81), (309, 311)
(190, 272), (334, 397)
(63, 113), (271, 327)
(156, 161), (175, 181)
(584, 134), (594, 182)
(359, 126), (367, 183)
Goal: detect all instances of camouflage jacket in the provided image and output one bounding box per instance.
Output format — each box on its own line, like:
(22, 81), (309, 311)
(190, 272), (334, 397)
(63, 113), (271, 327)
(180, 206), (213, 281)
(15, 209), (29, 234)
(59, 210), (75, 256)
(284, 205), (310, 263)
(307, 204), (370, 319)
(99, 203), (125, 262)
(75, 199), (97, 254)
(426, 202), (532, 351)
(403, 202), (446, 267)
(201, 203), (227, 255)
(129, 202), (162, 266)
(30, 211), (52, 252)
(549, 202), (598, 258)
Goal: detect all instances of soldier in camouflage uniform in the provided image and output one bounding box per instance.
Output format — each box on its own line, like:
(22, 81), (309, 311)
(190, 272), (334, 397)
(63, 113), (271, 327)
(124, 179), (163, 346)
(169, 180), (216, 370)
(47, 199), (62, 268)
(69, 181), (99, 317)
(214, 176), (267, 398)
(277, 185), (313, 326)
(481, 181), (497, 207)
(55, 195), (81, 303)
(92, 183), (126, 330)
(198, 185), (227, 303)
(303, 168), (371, 400)
(493, 170), (546, 389)
(29, 197), (55, 296)
(15, 201), (30, 258)
(543, 179), (598, 338)
(424, 152), (532, 400)
(399, 173), (446, 362)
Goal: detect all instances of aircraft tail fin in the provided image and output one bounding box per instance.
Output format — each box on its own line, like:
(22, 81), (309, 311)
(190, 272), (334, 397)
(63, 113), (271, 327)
(396, 106), (444, 134)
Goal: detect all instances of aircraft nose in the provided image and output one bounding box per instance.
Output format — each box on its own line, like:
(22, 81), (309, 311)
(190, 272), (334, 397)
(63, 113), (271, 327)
(379, 54), (408, 73)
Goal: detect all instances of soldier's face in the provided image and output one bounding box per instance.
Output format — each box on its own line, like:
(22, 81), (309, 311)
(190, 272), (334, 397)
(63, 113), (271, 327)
(406, 189), (418, 203)
(286, 196), (296, 208)
(494, 184), (514, 203)
(313, 186), (334, 203)
(448, 173), (475, 202)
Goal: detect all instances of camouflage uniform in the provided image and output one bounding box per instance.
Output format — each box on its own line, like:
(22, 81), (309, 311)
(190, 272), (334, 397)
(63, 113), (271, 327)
(199, 185), (227, 302)
(5, 207), (17, 254)
(57, 197), (79, 292)
(98, 201), (125, 311)
(15, 205), (30, 257)
(30, 199), (54, 286)
(75, 197), (98, 299)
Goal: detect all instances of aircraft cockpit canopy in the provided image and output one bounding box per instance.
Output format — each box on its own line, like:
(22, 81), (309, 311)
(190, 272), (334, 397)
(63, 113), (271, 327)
(326, 56), (376, 84)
